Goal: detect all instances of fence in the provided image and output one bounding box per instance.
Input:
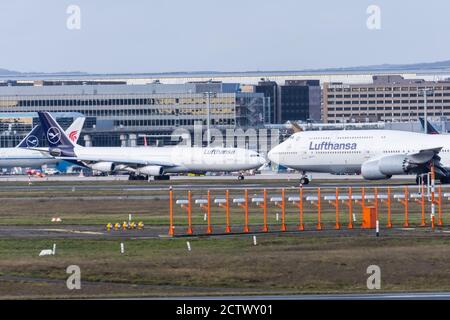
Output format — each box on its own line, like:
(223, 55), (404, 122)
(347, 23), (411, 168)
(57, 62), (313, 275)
(167, 184), (447, 236)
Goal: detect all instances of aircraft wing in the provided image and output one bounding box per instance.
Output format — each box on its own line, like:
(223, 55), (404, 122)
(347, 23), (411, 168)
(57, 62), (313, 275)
(54, 156), (177, 168)
(406, 147), (442, 164)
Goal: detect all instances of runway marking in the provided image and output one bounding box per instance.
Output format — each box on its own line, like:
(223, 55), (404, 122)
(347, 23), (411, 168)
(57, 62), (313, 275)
(33, 228), (104, 235)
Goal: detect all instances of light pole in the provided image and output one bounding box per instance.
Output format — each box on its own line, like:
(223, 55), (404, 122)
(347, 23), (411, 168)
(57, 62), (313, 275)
(203, 91), (217, 147)
(418, 88), (434, 134)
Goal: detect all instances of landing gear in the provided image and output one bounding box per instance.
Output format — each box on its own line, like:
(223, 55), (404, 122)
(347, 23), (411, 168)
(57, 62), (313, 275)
(299, 177), (309, 185)
(128, 173), (149, 181)
(299, 172), (310, 185)
(238, 174), (245, 181)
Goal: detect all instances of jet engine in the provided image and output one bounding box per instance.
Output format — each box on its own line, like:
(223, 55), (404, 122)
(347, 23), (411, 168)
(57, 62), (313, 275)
(87, 162), (115, 173)
(361, 155), (412, 180)
(136, 165), (164, 176)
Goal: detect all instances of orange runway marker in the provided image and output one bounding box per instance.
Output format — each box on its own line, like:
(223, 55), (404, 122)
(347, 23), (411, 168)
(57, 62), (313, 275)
(168, 189), (174, 236)
(420, 184), (426, 227)
(386, 187), (392, 228)
(261, 189), (269, 232)
(242, 189), (250, 233)
(186, 191), (193, 234)
(438, 185), (443, 226)
(218, 190), (231, 233)
(347, 187), (353, 229)
(316, 188), (322, 230)
(297, 187), (304, 231)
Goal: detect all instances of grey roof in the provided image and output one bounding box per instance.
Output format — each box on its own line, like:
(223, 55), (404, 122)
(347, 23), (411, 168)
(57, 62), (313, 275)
(0, 82), (242, 96)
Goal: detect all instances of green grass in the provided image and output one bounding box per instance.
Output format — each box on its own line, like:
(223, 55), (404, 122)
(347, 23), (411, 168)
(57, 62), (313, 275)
(2, 234), (450, 298)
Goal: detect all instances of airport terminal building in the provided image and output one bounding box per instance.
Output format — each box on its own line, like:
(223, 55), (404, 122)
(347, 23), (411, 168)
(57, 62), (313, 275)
(0, 81), (267, 148)
(323, 75), (450, 123)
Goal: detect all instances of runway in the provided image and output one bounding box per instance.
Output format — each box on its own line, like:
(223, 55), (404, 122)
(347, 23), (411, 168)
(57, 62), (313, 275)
(151, 292), (450, 300)
(0, 224), (441, 239)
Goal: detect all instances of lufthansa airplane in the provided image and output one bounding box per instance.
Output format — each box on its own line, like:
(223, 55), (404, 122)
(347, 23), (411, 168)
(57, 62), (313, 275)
(36, 112), (265, 180)
(268, 129), (450, 184)
(0, 117), (85, 169)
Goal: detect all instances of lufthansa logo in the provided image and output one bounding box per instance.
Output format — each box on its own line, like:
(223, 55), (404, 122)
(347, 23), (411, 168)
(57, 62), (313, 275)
(26, 135), (39, 148)
(47, 127), (62, 144)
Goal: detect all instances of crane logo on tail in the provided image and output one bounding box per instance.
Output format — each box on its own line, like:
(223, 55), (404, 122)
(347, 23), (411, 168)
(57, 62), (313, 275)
(26, 135), (39, 148)
(47, 127), (62, 144)
(68, 130), (78, 142)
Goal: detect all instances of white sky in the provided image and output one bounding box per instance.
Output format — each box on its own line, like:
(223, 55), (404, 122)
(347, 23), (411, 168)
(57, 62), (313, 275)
(0, 0), (448, 73)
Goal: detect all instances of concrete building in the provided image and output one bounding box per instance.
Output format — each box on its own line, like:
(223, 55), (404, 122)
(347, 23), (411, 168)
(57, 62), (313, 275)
(280, 80), (321, 123)
(323, 75), (450, 123)
(0, 81), (266, 148)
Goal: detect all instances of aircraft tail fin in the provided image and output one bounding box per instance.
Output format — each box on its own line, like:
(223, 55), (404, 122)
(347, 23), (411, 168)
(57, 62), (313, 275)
(65, 116), (85, 144)
(290, 121), (303, 133)
(38, 112), (75, 149)
(16, 125), (44, 148)
(419, 117), (440, 134)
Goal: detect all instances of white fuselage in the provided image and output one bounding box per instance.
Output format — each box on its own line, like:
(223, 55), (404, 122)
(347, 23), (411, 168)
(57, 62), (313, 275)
(268, 130), (450, 174)
(74, 146), (265, 173)
(0, 148), (57, 168)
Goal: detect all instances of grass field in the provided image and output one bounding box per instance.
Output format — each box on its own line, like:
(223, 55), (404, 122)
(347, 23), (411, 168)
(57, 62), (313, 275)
(1, 178), (450, 298)
(2, 233), (450, 298)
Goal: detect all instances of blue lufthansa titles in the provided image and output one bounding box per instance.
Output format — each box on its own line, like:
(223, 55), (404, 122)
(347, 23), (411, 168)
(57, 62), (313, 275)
(309, 141), (357, 150)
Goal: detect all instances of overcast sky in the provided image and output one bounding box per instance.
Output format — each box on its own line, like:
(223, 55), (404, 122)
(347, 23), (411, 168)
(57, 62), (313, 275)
(0, 0), (448, 73)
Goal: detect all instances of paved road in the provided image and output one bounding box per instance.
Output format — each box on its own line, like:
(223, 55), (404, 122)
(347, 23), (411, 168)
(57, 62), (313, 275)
(0, 224), (443, 239)
(150, 292), (450, 300)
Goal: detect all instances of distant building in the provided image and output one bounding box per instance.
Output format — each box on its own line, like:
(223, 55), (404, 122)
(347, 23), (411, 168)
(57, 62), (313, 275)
(255, 80), (279, 124)
(0, 81), (266, 148)
(323, 75), (450, 123)
(253, 79), (321, 124)
(280, 80), (321, 123)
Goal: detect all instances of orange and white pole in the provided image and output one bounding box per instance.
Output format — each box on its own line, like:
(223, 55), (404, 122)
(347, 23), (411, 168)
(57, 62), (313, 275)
(298, 187), (304, 231)
(374, 187), (378, 221)
(387, 187), (392, 228)
(225, 190), (231, 233)
(335, 187), (340, 230)
(438, 185), (443, 226)
(168, 189), (174, 236)
(420, 184), (426, 227)
(281, 188), (287, 232)
(206, 190), (212, 234)
(244, 189), (250, 233)
(262, 189), (268, 232)
(431, 166), (436, 224)
(317, 187), (322, 230)
(403, 186), (409, 227)
(187, 190), (193, 234)
(348, 187), (353, 229)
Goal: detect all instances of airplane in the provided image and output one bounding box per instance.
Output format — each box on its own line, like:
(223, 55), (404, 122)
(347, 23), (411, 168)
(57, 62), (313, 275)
(35, 112), (266, 180)
(268, 129), (450, 185)
(0, 116), (85, 169)
(419, 117), (441, 134)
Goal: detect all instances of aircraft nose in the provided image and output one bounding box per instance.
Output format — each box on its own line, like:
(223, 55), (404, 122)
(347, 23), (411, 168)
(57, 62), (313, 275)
(268, 146), (278, 163)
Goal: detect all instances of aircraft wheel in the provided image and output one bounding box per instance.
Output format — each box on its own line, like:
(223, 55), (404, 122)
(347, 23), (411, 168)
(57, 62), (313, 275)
(238, 175), (245, 181)
(300, 177), (309, 185)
